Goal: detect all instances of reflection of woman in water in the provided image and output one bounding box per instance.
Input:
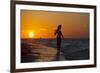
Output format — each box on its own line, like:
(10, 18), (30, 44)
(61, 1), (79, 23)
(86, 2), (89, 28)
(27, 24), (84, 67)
(54, 24), (64, 60)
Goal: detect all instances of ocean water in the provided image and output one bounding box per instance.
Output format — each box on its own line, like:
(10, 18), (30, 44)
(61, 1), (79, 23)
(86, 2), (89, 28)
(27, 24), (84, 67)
(21, 38), (89, 61)
(32, 38), (89, 49)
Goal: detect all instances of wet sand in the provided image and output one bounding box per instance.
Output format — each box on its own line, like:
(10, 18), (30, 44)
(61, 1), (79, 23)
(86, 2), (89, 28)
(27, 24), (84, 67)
(21, 42), (89, 63)
(31, 44), (57, 61)
(21, 43), (66, 62)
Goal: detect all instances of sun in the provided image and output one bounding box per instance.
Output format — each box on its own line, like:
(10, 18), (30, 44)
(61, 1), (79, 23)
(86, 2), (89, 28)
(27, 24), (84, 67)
(29, 32), (35, 38)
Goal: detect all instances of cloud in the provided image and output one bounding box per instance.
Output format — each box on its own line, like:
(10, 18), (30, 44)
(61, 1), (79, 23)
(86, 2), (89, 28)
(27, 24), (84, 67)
(40, 28), (48, 31)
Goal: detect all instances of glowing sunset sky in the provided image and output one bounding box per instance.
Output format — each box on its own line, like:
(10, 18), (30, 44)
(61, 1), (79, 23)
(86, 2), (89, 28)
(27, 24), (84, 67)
(21, 10), (89, 39)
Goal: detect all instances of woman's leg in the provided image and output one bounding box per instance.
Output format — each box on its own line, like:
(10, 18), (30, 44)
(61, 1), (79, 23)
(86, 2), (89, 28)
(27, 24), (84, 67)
(56, 38), (61, 60)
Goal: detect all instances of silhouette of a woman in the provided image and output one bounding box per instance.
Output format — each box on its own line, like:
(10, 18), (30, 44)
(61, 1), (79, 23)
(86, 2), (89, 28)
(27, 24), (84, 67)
(55, 25), (64, 60)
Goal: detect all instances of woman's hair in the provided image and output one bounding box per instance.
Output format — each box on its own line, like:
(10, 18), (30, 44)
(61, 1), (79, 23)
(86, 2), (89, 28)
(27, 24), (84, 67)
(57, 25), (62, 30)
(54, 24), (62, 35)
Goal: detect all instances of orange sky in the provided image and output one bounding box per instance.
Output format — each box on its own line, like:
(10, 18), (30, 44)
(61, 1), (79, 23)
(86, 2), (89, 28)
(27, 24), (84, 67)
(21, 10), (89, 39)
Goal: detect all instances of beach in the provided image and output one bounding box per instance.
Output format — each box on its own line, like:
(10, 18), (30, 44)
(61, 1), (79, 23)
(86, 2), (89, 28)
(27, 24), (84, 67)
(21, 38), (89, 63)
(21, 43), (60, 62)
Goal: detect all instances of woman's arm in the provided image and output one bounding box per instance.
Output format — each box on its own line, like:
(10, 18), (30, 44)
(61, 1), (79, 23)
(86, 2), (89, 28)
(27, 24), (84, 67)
(61, 32), (64, 39)
(62, 34), (64, 39)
